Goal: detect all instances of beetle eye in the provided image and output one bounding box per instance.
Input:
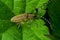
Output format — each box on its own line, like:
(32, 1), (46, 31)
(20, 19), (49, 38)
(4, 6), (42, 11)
(35, 8), (38, 13)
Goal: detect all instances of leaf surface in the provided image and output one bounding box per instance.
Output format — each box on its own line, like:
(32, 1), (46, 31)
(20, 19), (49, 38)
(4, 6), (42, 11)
(0, 0), (51, 40)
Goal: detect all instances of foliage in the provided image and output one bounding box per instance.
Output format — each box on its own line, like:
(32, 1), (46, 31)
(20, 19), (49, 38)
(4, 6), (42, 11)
(0, 0), (51, 40)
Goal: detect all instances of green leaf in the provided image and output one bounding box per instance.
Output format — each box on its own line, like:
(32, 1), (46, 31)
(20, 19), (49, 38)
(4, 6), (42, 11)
(22, 19), (51, 40)
(0, 20), (14, 33)
(1, 0), (13, 10)
(0, 1), (14, 20)
(26, 0), (48, 16)
(2, 27), (21, 40)
(14, 0), (26, 15)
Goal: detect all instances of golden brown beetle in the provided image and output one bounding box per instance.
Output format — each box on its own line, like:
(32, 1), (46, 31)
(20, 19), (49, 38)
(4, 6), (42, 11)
(11, 13), (35, 23)
(11, 8), (38, 23)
